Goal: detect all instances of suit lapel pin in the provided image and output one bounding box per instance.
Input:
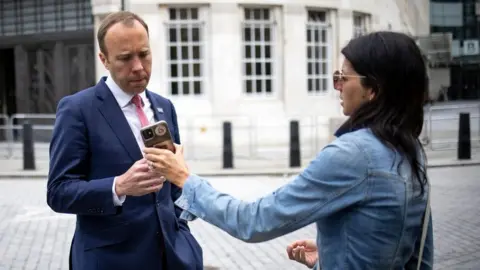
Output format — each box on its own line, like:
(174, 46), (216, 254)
(157, 107), (164, 114)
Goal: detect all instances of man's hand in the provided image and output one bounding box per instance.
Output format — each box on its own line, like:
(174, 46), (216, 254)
(115, 159), (166, 196)
(286, 239), (319, 268)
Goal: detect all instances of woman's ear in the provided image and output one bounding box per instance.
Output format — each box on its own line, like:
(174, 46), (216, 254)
(363, 88), (375, 101)
(367, 88), (375, 101)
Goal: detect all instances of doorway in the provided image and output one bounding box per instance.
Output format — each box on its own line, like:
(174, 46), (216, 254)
(462, 66), (480, 100)
(450, 64), (480, 100)
(0, 48), (16, 115)
(0, 48), (16, 141)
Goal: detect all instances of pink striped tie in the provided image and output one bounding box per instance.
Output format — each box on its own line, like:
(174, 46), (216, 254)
(131, 94), (149, 127)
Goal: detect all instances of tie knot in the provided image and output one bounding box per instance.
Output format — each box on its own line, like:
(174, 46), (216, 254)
(131, 94), (143, 108)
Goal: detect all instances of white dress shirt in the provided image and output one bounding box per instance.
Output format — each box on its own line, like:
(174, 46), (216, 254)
(106, 76), (155, 206)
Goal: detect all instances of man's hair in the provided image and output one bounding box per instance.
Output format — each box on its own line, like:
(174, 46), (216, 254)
(97, 11), (149, 56)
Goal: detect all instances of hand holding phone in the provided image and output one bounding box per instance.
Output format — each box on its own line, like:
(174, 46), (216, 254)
(140, 120), (175, 152)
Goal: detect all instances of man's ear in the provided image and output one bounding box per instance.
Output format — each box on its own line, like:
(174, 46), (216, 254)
(98, 52), (110, 71)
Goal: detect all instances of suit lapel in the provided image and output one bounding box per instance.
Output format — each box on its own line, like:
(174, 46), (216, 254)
(145, 90), (172, 198)
(146, 90), (166, 122)
(96, 80), (143, 161)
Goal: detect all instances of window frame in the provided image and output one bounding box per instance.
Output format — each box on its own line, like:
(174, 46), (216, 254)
(306, 9), (333, 95)
(164, 6), (209, 98)
(240, 6), (283, 99)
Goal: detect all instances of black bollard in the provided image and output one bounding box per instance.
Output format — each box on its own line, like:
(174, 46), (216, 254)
(23, 121), (36, 170)
(222, 121), (233, 169)
(457, 112), (471, 160)
(289, 120), (301, 167)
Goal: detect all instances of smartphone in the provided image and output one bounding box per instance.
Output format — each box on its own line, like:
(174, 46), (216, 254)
(140, 120), (175, 152)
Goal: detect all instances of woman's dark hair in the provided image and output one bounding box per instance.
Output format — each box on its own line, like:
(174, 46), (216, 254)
(340, 31), (428, 193)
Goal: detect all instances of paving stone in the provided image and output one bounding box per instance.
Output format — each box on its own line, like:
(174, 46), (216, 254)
(0, 166), (478, 269)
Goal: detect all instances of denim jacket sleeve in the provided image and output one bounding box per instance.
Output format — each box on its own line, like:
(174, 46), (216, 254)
(175, 136), (370, 243)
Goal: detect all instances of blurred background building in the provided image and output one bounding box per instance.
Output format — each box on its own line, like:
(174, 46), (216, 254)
(92, 0), (431, 125)
(0, 0), (430, 133)
(430, 0), (480, 101)
(0, 0), (95, 116)
(2, 0), (476, 154)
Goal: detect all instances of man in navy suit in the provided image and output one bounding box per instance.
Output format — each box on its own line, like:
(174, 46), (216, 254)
(47, 11), (203, 270)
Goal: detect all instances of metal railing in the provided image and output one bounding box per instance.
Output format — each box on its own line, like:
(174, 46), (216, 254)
(0, 114), (11, 158)
(0, 114), (56, 159)
(0, 114), (331, 161)
(0, 103), (479, 160)
(423, 102), (480, 150)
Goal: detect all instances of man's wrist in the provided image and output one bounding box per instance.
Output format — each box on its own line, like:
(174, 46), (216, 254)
(112, 176), (126, 206)
(114, 176), (125, 197)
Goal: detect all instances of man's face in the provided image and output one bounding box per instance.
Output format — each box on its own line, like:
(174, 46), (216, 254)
(99, 20), (151, 94)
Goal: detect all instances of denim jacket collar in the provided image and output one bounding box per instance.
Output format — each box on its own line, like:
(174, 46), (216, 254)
(334, 120), (363, 137)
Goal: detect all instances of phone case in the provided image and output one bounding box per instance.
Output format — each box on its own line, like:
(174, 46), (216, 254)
(141, 121), (174, 150)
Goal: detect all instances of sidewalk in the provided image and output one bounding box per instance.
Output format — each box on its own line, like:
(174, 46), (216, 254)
(0, 148), (478, 179)
(3, 166), (478, 269)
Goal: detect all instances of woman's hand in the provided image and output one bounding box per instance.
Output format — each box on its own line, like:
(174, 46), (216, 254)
(143, 144), (189, 188)
(286, 239), (318, 268)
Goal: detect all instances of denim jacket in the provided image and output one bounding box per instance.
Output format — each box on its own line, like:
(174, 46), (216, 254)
(175, 128), (434, 269)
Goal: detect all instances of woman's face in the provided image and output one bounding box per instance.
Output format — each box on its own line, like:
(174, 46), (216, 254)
(334, 59), (374, 116)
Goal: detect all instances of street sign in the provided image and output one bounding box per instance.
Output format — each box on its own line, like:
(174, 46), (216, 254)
(463, 40), (479, 55)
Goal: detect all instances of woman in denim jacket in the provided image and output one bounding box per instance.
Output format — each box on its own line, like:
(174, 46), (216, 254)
(144, 31), (433, 269)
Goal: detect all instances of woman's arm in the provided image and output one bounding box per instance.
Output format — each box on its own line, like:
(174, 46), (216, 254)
(175, 137), (370, 243)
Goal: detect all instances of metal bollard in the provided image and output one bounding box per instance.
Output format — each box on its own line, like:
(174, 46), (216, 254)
(289, 120), (301, 167)
(23, 121), (36, 170)
(222, 121), (233, 169)
(457, 112), (471, 160)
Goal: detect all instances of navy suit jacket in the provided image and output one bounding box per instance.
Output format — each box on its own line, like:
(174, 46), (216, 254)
(47, 78), (203, 270)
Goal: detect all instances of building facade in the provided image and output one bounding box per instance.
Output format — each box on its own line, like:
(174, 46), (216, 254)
(0, 0), (96, 116)
(91, 0), (429, 132)
(430, 0), (480, 101)
(0, 0), (97, 141)
(0, 0), (429, 155)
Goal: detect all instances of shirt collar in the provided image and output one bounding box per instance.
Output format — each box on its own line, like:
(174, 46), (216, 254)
(105, 76), (148, 108)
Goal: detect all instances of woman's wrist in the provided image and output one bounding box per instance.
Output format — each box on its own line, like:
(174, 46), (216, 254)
(175, 170), (190, 188)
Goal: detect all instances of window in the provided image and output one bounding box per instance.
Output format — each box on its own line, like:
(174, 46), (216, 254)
(306, 10), (331, 93)
(0, 0), (93, 36)
(430, 2), (463, 27)
(242, 8), (275, 96)
(353, 12), (368, 38)
(166, 7), (204, 96)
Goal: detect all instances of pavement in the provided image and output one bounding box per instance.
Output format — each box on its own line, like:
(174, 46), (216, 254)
(0, 166), (479, 269)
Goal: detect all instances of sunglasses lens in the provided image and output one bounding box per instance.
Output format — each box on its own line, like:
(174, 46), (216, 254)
(333, 71), (341, 90)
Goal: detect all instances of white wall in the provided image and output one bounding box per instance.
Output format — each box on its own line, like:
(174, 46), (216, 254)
(90, 0), (428, 159)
